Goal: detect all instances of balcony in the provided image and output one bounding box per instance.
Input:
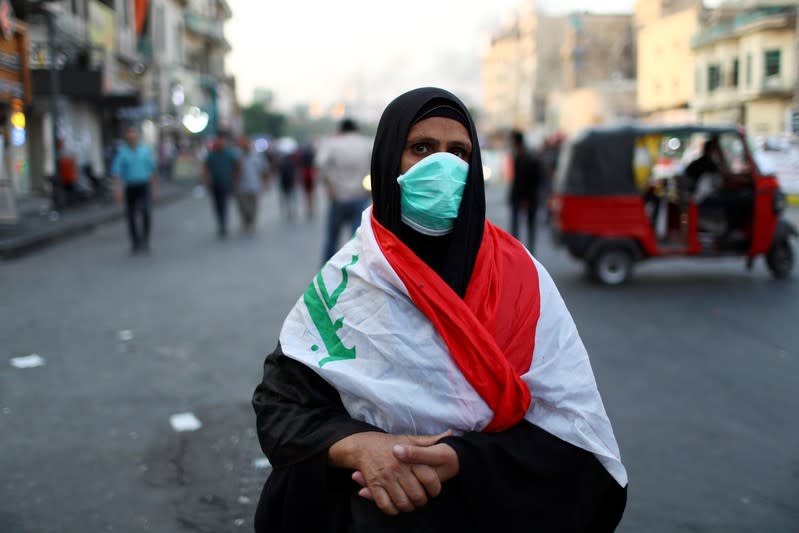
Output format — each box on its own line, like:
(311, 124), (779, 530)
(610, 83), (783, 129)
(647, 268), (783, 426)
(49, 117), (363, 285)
(691, 6), (795, 48)
(184, 12), (226, 44)
(760, 76), (795, 96)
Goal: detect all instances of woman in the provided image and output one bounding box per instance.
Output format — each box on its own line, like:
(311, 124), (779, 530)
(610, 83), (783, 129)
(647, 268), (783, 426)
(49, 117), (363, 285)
(252, 87), (628, 532)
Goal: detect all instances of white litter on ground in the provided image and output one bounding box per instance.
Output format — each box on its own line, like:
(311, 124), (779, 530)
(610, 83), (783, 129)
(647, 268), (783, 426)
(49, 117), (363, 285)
(169, 412), (202, 432)
(118, 330), (134, 342)
(193, 185), (206, 199)
(253, 457), (271, 470)
(237, 496), (251, 505)
(10, 354), (46, 369)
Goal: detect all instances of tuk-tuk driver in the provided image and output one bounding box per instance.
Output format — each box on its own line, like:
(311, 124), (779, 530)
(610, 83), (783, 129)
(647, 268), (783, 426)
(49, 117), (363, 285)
(684, 137), (752, 234)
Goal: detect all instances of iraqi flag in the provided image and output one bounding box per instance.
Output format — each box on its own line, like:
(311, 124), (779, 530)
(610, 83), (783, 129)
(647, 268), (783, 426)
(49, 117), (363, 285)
(280, 207), (627, 487)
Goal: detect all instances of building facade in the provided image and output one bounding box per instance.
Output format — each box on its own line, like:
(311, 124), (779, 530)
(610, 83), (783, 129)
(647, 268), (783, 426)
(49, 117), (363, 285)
(559, 13), (636, 91)
(481, 2), (537, 133)
(13, 0), (236, 201)
(692, 4), (797, 136)
(22, 0), (147, 195)
(177, 0), (235, 137)
(636, 0), (704, 123)
(0, 0), (30, 221)
(547, 12), (637, 136)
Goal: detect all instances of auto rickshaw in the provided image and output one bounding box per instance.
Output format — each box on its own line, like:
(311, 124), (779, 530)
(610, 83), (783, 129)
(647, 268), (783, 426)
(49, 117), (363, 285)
(549, 125), (797, 285)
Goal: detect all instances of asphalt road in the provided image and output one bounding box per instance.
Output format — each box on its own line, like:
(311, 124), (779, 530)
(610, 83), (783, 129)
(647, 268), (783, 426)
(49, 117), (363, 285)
(1, 181), (797, 532)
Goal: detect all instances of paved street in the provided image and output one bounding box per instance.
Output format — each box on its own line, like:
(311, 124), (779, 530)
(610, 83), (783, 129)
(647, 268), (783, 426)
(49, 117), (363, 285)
(2, 181), (798, 532)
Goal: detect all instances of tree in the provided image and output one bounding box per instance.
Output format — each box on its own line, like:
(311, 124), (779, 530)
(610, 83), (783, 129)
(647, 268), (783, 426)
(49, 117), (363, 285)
(242, 103), (287, 137)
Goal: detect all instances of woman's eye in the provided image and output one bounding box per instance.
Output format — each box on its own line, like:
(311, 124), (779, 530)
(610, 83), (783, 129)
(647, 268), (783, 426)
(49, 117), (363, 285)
(412, 144), (430, 155)
(450, 148), (467, 159)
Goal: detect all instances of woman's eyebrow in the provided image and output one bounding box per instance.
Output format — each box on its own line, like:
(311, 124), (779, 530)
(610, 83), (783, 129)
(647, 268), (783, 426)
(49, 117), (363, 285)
(448, 140), (472, 150)
(405, 135), (439, 145)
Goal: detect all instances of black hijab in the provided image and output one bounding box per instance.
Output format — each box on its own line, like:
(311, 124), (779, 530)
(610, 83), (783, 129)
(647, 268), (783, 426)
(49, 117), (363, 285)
(371, 87), (486, 297)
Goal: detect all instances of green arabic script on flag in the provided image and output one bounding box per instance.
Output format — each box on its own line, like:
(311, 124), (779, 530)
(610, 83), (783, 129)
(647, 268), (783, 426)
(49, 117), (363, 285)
(303, 255), (359, 367)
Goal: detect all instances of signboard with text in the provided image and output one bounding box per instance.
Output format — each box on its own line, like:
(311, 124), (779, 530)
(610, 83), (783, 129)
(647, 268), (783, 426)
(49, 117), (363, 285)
(0, 2), (30, 105)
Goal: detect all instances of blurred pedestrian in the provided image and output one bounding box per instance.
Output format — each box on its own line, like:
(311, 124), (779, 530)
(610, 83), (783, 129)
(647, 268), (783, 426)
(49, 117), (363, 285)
(315, 118), (372, 262)
(541, 133), (564, 225)
(277, 149), (298, 221)
(299, 142), (317, 219)
(252, 87), (627, 532)
(158, 135), (177, 181)
(236, 137), (268, 233)
(508, 129), (543, 252)
(56, 139), (79, 203)
(203, 130), (241, 238)
(111, 126), (158, 255)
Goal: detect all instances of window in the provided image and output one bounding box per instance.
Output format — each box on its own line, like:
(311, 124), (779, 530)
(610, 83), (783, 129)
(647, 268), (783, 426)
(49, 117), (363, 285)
(764, 49), (781, 77)
(719, 133), (750, 174)
(731, 58), (739, 87)
(746, 54), (752, 87)
(707, 64), (722, 92)
(695, 66), (701, 94)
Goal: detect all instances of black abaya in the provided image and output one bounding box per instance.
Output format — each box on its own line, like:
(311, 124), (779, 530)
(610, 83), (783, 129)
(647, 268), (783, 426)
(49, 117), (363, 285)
(253, 346), (626, 533)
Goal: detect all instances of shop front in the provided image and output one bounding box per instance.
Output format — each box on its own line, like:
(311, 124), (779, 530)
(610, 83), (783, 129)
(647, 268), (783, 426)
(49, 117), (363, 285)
(0, 0), (30, 223)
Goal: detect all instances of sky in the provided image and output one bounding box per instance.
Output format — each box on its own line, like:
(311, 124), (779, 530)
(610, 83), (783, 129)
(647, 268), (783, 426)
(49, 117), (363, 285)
(225, 0), (649, 117)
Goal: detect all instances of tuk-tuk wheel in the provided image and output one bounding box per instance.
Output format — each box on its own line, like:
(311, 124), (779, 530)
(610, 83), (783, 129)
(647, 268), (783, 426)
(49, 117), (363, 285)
(766, 238), (794, 279)
(590, 247), (633, 286)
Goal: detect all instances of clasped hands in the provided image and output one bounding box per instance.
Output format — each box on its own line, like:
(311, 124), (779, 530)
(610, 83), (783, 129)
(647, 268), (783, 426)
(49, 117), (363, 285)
(328, 430), (459, 516)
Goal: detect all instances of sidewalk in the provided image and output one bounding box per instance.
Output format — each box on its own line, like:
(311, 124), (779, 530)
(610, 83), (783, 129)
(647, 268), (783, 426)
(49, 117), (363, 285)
(0, 179), (196, 260)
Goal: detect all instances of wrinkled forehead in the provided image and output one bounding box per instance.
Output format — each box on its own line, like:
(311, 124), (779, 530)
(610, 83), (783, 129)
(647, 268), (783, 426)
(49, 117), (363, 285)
(406, 117), (472, 145)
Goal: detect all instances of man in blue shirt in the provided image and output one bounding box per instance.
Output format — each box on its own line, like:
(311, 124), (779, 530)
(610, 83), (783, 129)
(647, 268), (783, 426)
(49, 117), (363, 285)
(203, 130), (241, 238)
(112, 126), (158, 254)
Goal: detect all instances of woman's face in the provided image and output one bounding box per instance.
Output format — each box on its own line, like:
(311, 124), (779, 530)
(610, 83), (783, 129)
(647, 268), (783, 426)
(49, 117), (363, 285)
(400, 117), (472, 174)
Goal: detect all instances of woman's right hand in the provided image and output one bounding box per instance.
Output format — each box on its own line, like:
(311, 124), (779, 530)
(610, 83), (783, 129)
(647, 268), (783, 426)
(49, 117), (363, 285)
(328, 431), (451, 515)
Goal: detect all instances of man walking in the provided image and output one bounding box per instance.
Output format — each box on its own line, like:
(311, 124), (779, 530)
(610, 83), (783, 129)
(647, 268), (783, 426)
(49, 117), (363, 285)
(235, 137), (268, 233)
(203, 130), (241, 238)
(315, 118), (372, 262)
(112, 126), (158, 254)
(508, 129), (544, 252)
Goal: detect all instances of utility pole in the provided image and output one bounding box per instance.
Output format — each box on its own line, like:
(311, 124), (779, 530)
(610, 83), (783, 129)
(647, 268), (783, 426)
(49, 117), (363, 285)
(794, 4), (798, 115)
(29, 0), (63, 210)
(44, 7), (61, 210)
(792, 3), (798, 137)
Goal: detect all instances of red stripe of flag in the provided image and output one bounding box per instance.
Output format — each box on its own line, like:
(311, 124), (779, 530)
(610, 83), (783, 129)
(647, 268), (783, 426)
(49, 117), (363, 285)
(371, 216), (540, 432)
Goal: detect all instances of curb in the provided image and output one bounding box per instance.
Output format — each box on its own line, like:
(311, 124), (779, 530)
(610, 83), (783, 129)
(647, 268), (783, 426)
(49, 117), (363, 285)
(0, 183), (195, 260)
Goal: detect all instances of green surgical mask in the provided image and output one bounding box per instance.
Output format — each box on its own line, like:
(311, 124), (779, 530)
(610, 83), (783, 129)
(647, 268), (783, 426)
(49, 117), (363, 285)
(397, 152), (469, 236)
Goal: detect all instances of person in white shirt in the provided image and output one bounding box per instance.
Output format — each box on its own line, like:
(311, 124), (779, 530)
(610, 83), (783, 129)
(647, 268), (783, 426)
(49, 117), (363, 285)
(236, 137), (268, 233)
(315, 118), (373, 262)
